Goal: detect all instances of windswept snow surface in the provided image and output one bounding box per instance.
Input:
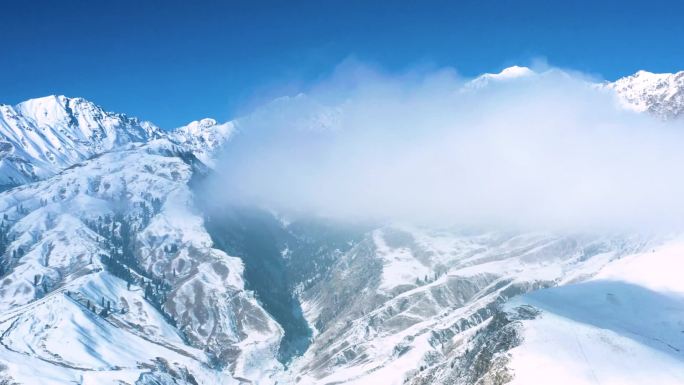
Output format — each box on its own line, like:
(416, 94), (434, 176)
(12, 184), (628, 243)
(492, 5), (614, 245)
(507, 240), (684, 385)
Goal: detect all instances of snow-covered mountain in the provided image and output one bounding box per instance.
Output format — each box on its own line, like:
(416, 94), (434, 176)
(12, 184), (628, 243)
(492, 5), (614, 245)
(0, 139), (282, 384)
(605, 70), (684, 119)
(169, 118), (234, 167)
(466, 65), (535, 88)
(0, 95), (162, 188)
(1, 67), (684, 385)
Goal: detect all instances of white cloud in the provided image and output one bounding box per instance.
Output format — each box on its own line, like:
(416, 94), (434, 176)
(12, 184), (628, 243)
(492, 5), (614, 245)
(204, 62), (684, 232)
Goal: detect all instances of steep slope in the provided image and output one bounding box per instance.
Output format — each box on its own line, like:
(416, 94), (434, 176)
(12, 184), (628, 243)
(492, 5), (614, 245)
(0, 95), (162, 188)
(502, 240), (684, 385)
(198, 207), (368, 365)
(0, 140), (282, 384)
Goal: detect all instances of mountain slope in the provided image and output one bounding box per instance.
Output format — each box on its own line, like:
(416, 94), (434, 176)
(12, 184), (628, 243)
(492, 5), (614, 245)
(2, 66), (682, 190)
(0, 95), (162, 188)
(0, 140), (282, 384)
(287, 228), (647, 385)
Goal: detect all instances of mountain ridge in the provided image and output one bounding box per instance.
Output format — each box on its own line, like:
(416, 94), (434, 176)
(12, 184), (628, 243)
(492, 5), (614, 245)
(2, 66), (681, 190)
(0, 95), (162, 188)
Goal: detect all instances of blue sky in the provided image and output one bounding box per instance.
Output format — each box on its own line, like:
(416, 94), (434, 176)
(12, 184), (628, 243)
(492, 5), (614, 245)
(1, 0), (683, 128)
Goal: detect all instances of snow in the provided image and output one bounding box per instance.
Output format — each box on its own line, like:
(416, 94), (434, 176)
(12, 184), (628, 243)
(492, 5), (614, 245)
(483, 66), (535, 80)
(509, 310), (684, 385)
(292, 227), (648, 385)
(604, 70), (684, 118)
(467, 66), (535, 88)
(0, 289), (226, 384)
(169, 118), (234, 166)
(0, 139), (283, 384)
(593, 239), (684, 294)
(0, 95), (162, 186)
(507, 239), (684, 385)
(374, 229), (431, 292)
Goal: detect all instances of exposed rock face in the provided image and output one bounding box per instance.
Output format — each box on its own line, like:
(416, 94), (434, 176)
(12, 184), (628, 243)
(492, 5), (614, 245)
(409, 305), (541, 385)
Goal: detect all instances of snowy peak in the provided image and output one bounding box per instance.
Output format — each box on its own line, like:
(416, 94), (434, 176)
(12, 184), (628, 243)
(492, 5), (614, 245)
(466, 66), (684, 120)
(482, 65), (535, 80)
(0, 95), (162, 187)
(169, 118), (234, 166)
(606, 69), (684, 118)
(0, 94), (236, 190)
(467, 65), (535, 88)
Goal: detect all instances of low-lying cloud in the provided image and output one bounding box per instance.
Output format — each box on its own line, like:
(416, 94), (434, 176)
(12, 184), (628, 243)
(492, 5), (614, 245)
(204, 61), (684, 232)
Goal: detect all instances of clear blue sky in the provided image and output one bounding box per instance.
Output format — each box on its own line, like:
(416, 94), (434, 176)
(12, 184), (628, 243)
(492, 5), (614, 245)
(1, 0), (683, 128)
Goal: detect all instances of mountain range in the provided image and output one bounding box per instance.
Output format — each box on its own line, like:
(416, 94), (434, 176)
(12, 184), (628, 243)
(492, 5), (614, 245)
(0, 68), (683, 385)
